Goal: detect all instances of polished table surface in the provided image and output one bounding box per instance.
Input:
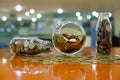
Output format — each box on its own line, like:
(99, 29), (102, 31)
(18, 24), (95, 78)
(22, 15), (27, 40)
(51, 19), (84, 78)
(0, 47), (120, 80)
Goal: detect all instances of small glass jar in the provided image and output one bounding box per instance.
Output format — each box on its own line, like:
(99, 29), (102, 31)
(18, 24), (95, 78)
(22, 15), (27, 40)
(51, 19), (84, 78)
(96, 12), (112, 54)
(52, 21), (86, 56)
(10, 37), (52, 55)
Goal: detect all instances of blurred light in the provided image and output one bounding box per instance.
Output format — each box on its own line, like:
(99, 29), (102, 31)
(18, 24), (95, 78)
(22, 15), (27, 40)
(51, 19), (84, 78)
(108, 12), (112, 17)
(57, 8), (63, 14)
(6, 28), (11, 32)
(77, 16), (83, 20)
(32, 17), (37, 22)
(92, 64), (96, 72)
(2, 57), (7, 64)
(25, 11), (30, 16)
(2, 16), (7, 21)
(0, 28), (5, 32)
(75, 12), (81, 16)
(92, 11), (98, 18)
(16, 71), (22, 77)
(30, 9), (35, 14)
(14, 5), (23, 12)
(36, 14), (42, 18)
(87, 15), (92, 20)
(17, 17), (22, 21)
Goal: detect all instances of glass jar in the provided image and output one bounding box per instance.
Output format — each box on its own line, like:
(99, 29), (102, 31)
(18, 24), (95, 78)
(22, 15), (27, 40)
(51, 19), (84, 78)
(52, 21), (86, 56)
(10, 37), (52, 55)
(96, 12), (112, 54)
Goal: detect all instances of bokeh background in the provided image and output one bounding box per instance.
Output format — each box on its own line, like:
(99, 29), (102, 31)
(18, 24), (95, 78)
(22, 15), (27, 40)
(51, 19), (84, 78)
(0, 0), (120, 48)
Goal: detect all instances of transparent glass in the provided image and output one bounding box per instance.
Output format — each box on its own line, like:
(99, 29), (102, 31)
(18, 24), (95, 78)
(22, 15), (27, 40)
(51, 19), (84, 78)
(10, 37), (52, 55)
(52, 21), (86, 56)
(96, 12), (112, 54)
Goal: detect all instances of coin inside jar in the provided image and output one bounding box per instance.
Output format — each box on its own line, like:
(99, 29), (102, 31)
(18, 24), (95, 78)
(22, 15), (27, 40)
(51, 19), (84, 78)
(10, 37), (52, 55)
(53, 33), (86, 54)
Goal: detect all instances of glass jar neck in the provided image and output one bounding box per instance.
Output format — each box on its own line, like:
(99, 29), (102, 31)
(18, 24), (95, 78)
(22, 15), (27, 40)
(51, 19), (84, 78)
(98, 12), (109, 20)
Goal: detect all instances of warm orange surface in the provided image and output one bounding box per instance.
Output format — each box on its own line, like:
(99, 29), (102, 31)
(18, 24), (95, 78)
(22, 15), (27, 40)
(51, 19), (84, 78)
(0, 47), (120, 80)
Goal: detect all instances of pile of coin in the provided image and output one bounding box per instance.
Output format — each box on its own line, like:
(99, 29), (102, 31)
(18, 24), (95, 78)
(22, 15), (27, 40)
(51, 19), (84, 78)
(53, 33), (86, 54)
(96, 19), (112, 54)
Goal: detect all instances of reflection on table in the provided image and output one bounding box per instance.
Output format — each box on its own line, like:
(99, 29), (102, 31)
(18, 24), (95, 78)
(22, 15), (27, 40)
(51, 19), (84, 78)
(0, 48), (120, 80)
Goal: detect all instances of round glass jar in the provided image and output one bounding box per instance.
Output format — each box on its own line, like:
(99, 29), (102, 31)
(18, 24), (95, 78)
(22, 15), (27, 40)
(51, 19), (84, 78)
(52, 21), (86, 56)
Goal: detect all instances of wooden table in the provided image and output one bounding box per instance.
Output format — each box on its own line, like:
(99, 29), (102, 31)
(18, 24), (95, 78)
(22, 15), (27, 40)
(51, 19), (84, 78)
(0, 47), (120, 80)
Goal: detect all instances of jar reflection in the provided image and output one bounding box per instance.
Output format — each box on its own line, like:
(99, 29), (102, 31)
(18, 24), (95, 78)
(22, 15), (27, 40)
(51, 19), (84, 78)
(96, 63), (111, 80)
(52, 64), (85, 80)
(10, 56), (52, 74)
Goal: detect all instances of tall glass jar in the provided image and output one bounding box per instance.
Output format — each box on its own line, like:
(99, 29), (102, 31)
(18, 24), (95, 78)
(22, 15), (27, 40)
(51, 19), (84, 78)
(96, 12), (112, 54)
